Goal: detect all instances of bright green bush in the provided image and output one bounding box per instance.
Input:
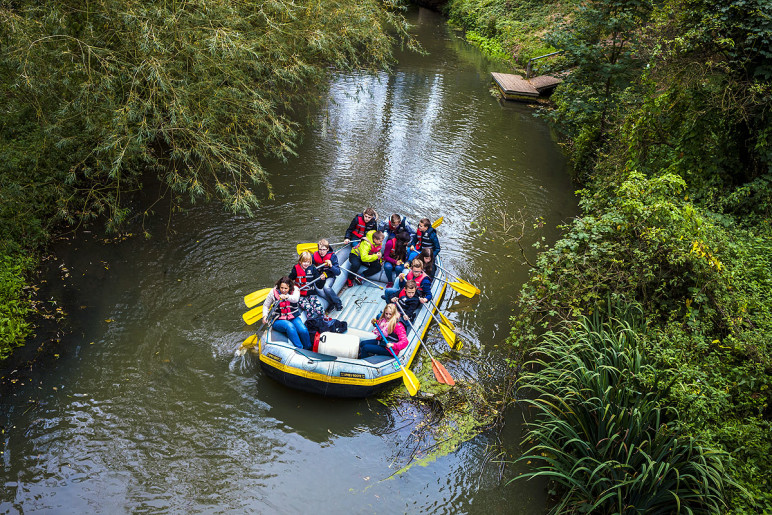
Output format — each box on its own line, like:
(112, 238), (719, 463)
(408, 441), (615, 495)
(0, 253), (33, 360)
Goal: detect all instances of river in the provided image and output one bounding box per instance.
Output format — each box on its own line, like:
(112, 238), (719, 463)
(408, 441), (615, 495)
(0, 7), (576, 514)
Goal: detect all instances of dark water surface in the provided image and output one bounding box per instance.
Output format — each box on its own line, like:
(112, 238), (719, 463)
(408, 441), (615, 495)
(1, 8), (576, 514)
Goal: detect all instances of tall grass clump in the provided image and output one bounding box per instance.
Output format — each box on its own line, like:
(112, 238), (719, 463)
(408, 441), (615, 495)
(513, 308), (733, 513)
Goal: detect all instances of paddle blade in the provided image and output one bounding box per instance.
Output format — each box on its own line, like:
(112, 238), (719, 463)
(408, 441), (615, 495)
(458, 278), (481, 294)
(437, 310), (455, 330)
(450, 281), (477, 298)
(244, 287), (272, 308)
(242, 305), (263, 325)
(235, 334), (258, 356)
(432, 217), (444, 228)
(439, 323), (457, 348)
(296, 242), (318, 254)
(402, 368), (420, 396)
(431, 358), (455, 386)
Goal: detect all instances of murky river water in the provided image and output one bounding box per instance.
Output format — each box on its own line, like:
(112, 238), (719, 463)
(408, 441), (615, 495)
(1, 7), (577, 514)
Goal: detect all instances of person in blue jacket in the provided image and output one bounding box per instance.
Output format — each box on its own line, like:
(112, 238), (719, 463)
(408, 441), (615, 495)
(407, 217), (441, 262)
(378, 213), (415, 243)
(312, 239), (343, 311)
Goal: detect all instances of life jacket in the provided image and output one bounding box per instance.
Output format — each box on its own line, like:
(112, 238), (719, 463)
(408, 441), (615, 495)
(414, 227), (435, 252)
(405, 271), (429, 294)
(352, 214), (367, 239)
(293, 264), (312, 297)
(274, 289), (297, 320)
(312, 251), (330, 269)
(355, 230), (381, 259)
(388, 218), (405, 235)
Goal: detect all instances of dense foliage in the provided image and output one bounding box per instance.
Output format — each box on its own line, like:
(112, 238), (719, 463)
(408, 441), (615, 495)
(444, 0), (772, 509)
(516, 310), (732, 513)
(0, 0), (412, 359)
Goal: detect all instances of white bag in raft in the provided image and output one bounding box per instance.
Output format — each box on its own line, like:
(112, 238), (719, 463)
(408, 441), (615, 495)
(317, 332), (360, 358)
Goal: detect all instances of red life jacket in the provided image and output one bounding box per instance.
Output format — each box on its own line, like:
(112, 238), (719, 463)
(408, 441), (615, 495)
(352, 214), (367, 239)
(406, 271), (429, 294)
(415, 228), (424, 251)
(312, 251), (328, 266)
(275, 289), (296, 320)
(294, 264), (310, 297)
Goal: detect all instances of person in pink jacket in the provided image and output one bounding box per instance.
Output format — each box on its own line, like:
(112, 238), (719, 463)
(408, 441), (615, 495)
(358, 303), (408, 358)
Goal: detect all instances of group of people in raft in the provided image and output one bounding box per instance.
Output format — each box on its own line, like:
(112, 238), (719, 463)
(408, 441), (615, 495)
(261, 208), (441, 358)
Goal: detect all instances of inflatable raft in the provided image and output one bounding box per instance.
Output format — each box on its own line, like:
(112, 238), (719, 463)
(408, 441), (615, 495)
(257, 245), (446, 398)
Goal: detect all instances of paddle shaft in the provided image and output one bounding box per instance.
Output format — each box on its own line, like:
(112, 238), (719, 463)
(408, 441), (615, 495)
(394, 303), (453, 385)
(345, 267), (385, 289)
(374, 322), (419, 395)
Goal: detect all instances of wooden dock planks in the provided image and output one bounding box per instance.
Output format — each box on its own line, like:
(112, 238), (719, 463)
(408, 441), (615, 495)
(491, 72), (562, 100)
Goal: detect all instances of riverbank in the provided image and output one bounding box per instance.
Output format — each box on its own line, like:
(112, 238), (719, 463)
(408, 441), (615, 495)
(440, 0), (772, 510)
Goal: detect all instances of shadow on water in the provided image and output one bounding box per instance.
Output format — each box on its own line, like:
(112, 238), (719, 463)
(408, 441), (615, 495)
(1, 6), (576, 514)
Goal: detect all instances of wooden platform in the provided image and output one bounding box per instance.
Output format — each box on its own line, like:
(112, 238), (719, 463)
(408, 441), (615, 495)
(491, 72), (562, 101)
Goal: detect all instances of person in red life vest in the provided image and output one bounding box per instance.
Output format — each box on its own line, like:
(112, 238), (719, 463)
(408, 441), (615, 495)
(418, 247), (435, 280)
(313, 239), (343, 311)
(378, 213), (414, 243)
(343, 207), (377, 246)
(382, 258), (432, 305)
(288, 251), (325, 319)
(347, 229), (384, 287)
(388, 279), (421, 325)
(357, 303), (409, 358)
(382, 230), (411, 288)
(407, 217), (441, 262)
(262, 277), (311, 349)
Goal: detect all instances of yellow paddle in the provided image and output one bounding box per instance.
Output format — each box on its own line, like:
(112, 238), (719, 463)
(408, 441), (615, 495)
(432, 217), (443, 228)
(374, 322), (420, 396)
(296, 239), (354, 255)
(435, 264), (480, 294)
(427, 298), (455, 330)
(434, 277), (477, 298)
(425, 304), (457, 348)
(244, 287), (272, 308)
(242, 305), (263, 325)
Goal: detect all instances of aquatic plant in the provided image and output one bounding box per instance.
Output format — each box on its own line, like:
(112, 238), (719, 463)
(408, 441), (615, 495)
(513, 311), (733, 513)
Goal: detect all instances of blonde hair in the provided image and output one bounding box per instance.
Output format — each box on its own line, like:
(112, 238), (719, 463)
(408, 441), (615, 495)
(410, 258), (423, 269)
(298, 251), (312, 264)
(317, 238), (329, 250)
(382, 304), (399, 334)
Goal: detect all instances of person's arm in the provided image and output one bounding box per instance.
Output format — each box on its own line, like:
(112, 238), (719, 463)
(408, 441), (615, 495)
(344, 216), (358, 241)
(262, 291), (276, 323)
(391, 323), (409, 353)
(382, 241), (397, 265)
(421, 277), (433, 301)
(328, 254), (341, 277)
(287, 287), (301, 302)
(360, 241), (379, 263)
(431, 231), (441, 255)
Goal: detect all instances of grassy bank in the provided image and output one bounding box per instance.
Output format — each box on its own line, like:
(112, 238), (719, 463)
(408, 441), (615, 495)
(444, 0), (772, 510)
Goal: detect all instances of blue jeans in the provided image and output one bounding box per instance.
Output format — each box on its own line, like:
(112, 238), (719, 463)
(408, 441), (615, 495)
(273, 318), (311, 349)
(359, 339), (392, 358)
(349, 254), (382, 277)
(383, 262), (404, 283)
(315, 276), (341, 307)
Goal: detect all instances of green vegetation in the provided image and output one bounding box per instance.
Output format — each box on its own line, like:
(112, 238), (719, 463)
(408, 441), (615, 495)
(516, 309), (732, 513)
(0, 0), (413, 359)
(445, 0), (772, 509)
(445, 0), (568, 67)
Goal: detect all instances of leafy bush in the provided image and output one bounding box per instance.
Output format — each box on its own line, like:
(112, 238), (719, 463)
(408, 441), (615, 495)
(0, 253), (33, 360)
(514, 310), (733, 513)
